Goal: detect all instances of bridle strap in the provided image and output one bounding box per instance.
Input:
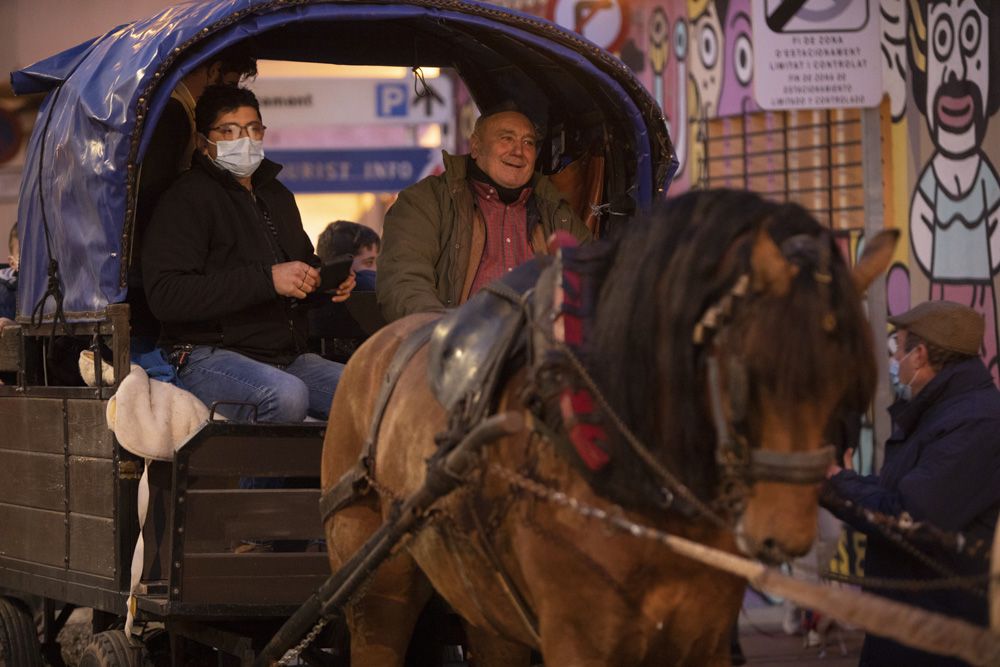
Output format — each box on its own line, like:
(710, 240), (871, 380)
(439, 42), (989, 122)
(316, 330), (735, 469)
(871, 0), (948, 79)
(706, 343), (834, 487)
(707, 356), (746, 469)
(751, 446), (834, 484)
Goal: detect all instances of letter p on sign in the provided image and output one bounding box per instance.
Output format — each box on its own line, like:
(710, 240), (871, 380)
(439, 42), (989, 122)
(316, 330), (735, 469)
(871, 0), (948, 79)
(376, 83), (408, 117)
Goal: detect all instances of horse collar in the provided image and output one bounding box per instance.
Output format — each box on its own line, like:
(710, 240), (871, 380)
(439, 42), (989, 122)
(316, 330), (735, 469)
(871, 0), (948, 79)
(543, 242), (612, 472)
(528, 242), (697, 516)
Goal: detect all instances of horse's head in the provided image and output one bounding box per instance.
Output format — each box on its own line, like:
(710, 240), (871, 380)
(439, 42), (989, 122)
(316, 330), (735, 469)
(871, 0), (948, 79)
(722, 221), (896, 561)
(589, 189), (894, 563)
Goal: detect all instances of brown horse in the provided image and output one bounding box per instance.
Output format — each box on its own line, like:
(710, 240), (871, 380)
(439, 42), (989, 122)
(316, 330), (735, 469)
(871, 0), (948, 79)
(321, 189), (893, 666)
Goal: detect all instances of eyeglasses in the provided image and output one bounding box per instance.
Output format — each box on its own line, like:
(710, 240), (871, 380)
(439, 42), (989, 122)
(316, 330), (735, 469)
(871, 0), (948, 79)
(209, 122), (267, 141)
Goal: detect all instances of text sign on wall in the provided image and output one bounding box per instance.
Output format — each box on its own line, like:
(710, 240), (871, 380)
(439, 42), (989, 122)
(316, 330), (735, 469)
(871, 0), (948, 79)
(752, 0), (882, 110)
(268, 148), (439, 193)
(252, 75), (453, 127)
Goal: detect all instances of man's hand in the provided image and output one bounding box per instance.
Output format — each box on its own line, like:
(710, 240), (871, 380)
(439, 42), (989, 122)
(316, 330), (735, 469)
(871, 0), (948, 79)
(329, 272), (356, 303)
(272, 261), (320, 298)
(826, 447), (855, 479)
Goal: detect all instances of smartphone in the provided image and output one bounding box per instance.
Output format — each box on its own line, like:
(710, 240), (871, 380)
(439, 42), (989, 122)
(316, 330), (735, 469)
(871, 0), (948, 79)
(318, 254), (354, 293)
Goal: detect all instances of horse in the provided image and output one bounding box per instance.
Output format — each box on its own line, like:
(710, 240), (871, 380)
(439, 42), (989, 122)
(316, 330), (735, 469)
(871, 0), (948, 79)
(320, 188), (894, 666)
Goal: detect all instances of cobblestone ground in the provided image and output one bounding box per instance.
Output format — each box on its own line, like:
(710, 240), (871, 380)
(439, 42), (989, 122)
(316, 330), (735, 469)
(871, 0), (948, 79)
(57, 608), (92, 667)
(4, 599), (871, 666)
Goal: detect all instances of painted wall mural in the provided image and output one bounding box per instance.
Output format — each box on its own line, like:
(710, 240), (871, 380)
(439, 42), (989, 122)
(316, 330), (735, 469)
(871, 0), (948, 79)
(718, 0), (757, 117)
(526, 0), (1000, 388)
(907, 0), (1000, 385)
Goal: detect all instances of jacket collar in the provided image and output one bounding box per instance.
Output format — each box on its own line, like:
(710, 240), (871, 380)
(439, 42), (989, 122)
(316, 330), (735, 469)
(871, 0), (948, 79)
(441, 150), (565, 206)
(889, 356), (993, 435)
(191, 150), (283, 191)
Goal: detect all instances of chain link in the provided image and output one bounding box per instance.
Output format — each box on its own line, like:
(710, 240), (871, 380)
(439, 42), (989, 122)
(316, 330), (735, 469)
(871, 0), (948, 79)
(821, 493), (990, 596)
(273, 475), (397, 665)
(820, 570), (991, 595)
(492, 464), (994, 597)
(521, 297), (732, 532)
(277, 618), (329, 666)
(823, 492), (988, 562)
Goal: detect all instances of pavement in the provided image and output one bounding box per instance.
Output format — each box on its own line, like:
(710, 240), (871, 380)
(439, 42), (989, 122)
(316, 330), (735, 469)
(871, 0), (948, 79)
(736, 590), (864, 666)
(54, 595), (867, 666)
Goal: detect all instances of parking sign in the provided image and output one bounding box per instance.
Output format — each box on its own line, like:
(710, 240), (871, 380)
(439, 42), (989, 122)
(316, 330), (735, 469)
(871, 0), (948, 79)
(376, 83), (409, 118)
(253, 75), (453, 126)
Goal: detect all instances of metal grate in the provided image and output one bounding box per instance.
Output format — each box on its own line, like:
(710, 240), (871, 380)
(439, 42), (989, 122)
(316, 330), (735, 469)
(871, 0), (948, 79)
(703, 109), (867, 232)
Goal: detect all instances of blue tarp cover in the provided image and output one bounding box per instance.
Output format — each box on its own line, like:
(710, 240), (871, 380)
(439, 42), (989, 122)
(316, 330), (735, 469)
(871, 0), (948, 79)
(12, 0), (672, 322)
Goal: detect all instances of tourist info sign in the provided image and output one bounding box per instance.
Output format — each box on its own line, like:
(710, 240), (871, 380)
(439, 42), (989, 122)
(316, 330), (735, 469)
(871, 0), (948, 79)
(752, 0), (882, 110)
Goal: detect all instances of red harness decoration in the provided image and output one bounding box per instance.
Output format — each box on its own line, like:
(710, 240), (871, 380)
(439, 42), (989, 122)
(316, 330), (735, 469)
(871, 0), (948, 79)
(549, 233), (611, 471)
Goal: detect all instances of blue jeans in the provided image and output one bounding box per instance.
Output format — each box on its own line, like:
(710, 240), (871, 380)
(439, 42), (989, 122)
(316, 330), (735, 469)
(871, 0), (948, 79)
(177, 346), (344, 422)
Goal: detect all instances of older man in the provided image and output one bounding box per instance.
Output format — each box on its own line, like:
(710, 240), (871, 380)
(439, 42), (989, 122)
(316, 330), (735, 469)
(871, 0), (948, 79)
(823, 300), (1000, 666)
(377, 107), (590, 321)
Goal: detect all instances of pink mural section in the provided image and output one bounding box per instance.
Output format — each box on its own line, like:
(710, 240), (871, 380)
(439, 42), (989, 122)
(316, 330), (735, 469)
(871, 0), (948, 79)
(538, 0), (766, 192)
(529, 0), (1000, 387)
(906, 0), (1000, 386)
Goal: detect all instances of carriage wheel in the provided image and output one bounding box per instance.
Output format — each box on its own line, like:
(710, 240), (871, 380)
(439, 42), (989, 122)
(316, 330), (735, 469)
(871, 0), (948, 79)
(0, 596), (44, 667)
(78, 630), (151, 667)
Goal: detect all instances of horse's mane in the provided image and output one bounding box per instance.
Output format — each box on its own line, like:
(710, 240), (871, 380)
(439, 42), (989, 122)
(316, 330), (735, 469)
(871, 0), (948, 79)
(580, 189), (876, 502)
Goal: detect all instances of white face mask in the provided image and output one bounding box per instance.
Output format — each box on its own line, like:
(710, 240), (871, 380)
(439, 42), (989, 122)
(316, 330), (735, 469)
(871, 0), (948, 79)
(889, 349), (916, 401)
(207, 136), (264, 178)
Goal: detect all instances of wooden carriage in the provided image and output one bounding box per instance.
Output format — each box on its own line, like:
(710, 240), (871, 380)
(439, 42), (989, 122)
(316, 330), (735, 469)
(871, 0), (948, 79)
(0, 308), (330, 665)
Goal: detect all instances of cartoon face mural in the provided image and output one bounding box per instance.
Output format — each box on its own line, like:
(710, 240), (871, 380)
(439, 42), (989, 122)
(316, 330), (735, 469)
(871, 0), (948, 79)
(925, 0), (990, 157)
(645, 2), (690, 181)
(908, 0), (1000, 385)
(688, 0), (725, 117)
(718, 0), (757, 116)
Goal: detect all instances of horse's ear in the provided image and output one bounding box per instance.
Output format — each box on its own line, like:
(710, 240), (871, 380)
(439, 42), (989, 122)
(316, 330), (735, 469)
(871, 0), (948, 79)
(852, 229), (899, 294)
(750, 229), (798, 296)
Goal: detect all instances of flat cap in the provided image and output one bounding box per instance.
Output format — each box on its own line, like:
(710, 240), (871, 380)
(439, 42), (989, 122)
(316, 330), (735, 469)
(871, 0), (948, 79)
(888, 300), (983, 356)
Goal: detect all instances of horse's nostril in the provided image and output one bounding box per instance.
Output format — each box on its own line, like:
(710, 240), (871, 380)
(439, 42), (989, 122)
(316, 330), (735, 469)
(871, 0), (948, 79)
(758, 538), (785, 565)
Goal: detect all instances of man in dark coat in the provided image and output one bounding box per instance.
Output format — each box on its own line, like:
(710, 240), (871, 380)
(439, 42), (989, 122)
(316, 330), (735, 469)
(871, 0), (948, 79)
(131, 45), (258, 340)
(823, 300), (1000, 666)
(142, 85), (353, 423)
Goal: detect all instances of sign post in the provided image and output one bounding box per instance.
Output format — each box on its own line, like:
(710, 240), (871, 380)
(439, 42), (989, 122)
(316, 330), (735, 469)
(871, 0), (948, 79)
(751, 0), (882, 110)
(266, 148), (441, 194)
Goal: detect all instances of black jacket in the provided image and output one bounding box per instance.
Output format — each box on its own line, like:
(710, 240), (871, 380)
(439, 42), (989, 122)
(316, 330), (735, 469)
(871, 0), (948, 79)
(142, 152), (316, 365)
(825, 357), (1000, 666)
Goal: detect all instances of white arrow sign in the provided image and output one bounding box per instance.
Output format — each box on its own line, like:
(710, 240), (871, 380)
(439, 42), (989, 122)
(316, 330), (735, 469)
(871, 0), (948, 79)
(250, 74), (454, 127)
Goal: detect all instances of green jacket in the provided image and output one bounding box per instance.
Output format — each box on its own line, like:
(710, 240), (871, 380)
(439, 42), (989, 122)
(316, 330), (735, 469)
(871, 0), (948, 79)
(378, 152), (590, 321)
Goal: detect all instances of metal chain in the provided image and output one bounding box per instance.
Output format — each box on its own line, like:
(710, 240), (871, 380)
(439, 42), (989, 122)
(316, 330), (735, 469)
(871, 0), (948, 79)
(480, 274), (988, 597)
(277, 618), (329, 666)
(824, 492), (989, 562)
(492, 464), (993, 597)
(820, 493), (989, 594)
(820, 570), (990, 596)
(517, 292), (731, 532)
(275, 475), (421, 665)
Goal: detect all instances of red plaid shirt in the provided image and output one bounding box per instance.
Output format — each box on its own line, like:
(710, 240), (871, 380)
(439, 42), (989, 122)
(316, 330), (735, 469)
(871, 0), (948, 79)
(468, 179), (535, 296)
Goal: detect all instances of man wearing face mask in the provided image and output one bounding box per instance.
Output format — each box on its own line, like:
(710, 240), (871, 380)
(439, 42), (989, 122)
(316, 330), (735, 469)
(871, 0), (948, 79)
(131, 46), (258, 342)
(822, 300), (1000, 666)
(142, 85), (354, 423)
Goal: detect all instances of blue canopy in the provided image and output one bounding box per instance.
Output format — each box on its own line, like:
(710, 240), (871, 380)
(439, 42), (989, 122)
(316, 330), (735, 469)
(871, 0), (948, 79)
(12, 0), (674, 323)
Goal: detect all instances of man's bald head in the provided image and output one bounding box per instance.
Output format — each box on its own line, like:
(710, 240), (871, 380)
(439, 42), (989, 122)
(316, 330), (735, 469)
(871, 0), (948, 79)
(470, 110), (539, 189)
